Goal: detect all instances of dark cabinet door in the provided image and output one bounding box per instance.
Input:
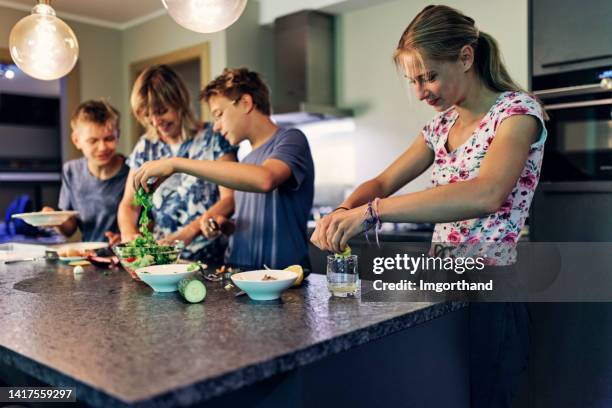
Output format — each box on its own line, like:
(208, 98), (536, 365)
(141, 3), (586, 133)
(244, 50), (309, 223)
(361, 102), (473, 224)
(531, 0), (612, 76)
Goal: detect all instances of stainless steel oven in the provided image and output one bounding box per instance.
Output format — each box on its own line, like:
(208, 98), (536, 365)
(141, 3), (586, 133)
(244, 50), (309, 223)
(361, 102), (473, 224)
(533, 66), (612, 181)
(529, 67), (612, 241)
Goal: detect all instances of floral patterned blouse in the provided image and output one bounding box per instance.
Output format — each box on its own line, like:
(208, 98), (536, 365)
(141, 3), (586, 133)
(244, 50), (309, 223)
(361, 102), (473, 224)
(422, 91), (547, 260)
(126, 123), (238, 261)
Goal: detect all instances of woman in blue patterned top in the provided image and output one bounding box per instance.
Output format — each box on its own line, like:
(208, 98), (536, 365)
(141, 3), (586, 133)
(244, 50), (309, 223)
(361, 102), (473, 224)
(117, 65), (238, 262)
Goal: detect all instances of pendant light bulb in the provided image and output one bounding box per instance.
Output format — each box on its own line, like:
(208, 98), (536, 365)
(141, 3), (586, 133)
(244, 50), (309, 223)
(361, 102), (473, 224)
(9, 2), (79, 81)
(162, 0), (247, 33)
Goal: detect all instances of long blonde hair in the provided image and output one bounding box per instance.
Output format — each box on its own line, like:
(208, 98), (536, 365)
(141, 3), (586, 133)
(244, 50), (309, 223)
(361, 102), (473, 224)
(394, 5), (528, 95)
(130, 65), (200, 142)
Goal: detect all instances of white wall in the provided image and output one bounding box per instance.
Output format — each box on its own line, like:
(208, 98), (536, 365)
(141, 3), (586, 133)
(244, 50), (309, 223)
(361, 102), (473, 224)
(332, 0), (529, 194)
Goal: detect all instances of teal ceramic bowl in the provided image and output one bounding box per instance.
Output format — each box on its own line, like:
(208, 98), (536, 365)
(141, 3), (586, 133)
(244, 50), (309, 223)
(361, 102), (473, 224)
(231, 270), (298, 301)
(135, 264), (195, 292)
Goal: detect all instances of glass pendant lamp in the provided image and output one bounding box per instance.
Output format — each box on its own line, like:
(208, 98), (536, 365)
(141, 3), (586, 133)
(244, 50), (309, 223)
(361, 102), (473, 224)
(9, 0), (79, 81)
(162, 0), (248, 33)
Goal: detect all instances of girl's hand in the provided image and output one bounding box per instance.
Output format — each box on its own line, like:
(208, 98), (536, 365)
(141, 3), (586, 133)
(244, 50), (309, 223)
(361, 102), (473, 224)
(133, 159), (175, 192)
(310, 207), (366, 253)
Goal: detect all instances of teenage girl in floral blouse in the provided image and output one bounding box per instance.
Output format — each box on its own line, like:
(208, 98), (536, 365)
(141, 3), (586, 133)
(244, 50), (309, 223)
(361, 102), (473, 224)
(311, 5), (547, 408)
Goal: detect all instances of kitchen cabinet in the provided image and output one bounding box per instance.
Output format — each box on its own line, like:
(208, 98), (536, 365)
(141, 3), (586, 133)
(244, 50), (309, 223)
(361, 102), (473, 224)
(531, 0), (612, 76)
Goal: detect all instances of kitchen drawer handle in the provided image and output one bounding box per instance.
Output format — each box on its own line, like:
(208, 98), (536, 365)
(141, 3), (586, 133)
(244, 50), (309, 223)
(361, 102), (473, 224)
(544, 98), (612, 111)
(534, 82), (611, 99)
(541, 54), (612, 69)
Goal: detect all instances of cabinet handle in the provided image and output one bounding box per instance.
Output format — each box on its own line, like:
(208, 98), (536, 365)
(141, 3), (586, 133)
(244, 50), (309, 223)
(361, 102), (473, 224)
(544, 98), (612, 111)
(534, 82), (611, 99)
(541, 54), (612, 69)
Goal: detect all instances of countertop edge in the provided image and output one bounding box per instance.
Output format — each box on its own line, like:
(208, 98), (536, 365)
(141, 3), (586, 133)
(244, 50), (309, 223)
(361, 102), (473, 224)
(129, 301), (468, 407)
(0, 345), (129, 408)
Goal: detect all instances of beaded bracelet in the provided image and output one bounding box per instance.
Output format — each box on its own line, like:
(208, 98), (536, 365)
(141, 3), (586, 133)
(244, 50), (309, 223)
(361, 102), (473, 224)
(362, 198), (382, 247)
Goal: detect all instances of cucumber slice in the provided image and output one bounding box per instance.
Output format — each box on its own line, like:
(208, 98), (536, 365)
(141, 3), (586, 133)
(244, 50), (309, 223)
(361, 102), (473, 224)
(178, 277), (207, 303)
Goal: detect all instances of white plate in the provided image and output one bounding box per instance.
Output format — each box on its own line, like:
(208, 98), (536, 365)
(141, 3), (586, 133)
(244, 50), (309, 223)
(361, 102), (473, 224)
(0, 243), (49, 263)
(12, 211), (79, 227)
(51, 242), (108, 262)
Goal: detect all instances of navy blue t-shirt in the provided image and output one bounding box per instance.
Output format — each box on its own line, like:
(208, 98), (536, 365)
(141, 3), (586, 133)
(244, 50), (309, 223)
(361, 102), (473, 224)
(226, 128), (315, 270)
(58, 156), (129, 242)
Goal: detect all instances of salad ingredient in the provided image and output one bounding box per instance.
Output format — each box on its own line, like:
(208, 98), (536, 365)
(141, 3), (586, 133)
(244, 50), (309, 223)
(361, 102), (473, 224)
(117, 188), (181, 271)
(335, 245), (352, 259)
(178, 277), (207, 303)
(284, 264), (304, 286)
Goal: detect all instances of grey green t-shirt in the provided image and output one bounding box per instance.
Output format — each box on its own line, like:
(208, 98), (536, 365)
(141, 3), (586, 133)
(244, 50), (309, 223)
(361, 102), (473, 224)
(226, 128), (315, 270)
(58, 157), (129, 242)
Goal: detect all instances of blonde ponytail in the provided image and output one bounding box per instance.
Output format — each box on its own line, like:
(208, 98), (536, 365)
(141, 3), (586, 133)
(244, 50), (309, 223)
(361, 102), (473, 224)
(474, 32), (524, 93)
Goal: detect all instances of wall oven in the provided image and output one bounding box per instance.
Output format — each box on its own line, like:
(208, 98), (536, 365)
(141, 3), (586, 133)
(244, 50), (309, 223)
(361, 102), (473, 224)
(533, 66), (612, 181)
(529, 66), (612, 241)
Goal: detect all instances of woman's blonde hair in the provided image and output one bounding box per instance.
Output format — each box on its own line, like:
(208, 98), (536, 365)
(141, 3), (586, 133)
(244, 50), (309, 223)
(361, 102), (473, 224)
(394, 5), (527, 94)
(130, 65), (200, 142)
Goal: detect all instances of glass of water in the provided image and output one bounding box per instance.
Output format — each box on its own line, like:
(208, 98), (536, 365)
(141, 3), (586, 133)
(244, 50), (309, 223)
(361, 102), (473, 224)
(327, 254), (359, 297)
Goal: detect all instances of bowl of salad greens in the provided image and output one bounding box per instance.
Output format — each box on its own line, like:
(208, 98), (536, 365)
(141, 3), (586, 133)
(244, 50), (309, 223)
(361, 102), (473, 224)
(112, 187), (183, 281)
(112, 241), (182, 281)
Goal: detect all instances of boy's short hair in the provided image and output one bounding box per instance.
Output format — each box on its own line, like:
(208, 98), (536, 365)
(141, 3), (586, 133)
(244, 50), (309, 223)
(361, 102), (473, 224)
(201, 68), (271, 116)
(70, 99), (120, 134)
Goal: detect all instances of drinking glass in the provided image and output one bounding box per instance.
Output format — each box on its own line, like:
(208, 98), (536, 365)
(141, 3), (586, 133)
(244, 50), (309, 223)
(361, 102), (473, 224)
(327, 254), (359, 297)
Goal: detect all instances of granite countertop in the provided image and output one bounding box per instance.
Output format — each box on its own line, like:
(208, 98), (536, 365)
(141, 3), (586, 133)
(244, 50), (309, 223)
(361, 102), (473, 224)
(0, 260), (465, 407)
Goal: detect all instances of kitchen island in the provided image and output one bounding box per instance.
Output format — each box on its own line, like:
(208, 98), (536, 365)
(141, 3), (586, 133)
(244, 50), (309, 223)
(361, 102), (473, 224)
(0, 260), (469, 407)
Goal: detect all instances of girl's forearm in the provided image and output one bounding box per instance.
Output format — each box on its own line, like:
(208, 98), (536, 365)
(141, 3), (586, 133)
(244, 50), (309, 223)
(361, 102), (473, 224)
(340, 179), (387, 209)
(379, 179), (503, 224)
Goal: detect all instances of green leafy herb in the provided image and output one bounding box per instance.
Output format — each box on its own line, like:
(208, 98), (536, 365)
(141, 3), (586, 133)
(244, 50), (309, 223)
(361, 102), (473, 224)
(131, 187), (156, 246)
(117, 187), (180, 268)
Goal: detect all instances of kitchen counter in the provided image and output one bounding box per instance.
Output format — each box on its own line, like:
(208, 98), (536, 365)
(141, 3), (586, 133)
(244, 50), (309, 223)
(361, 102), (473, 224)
(0, 260), (468, 407)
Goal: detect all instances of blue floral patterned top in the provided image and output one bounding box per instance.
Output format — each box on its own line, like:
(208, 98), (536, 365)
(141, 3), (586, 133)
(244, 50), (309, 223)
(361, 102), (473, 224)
(126, 123), (238, 261)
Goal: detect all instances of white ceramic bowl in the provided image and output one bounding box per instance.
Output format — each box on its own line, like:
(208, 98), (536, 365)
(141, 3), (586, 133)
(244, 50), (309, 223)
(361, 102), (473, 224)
(231, 270), (298, 301)
(135, 264), (195, 292)
(12, 211), (79, 227)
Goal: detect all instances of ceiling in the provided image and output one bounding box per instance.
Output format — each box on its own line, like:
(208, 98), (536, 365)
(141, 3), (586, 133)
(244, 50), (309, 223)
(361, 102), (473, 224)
(0, 0), (395, 30)
(0, 0), (165, 28)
